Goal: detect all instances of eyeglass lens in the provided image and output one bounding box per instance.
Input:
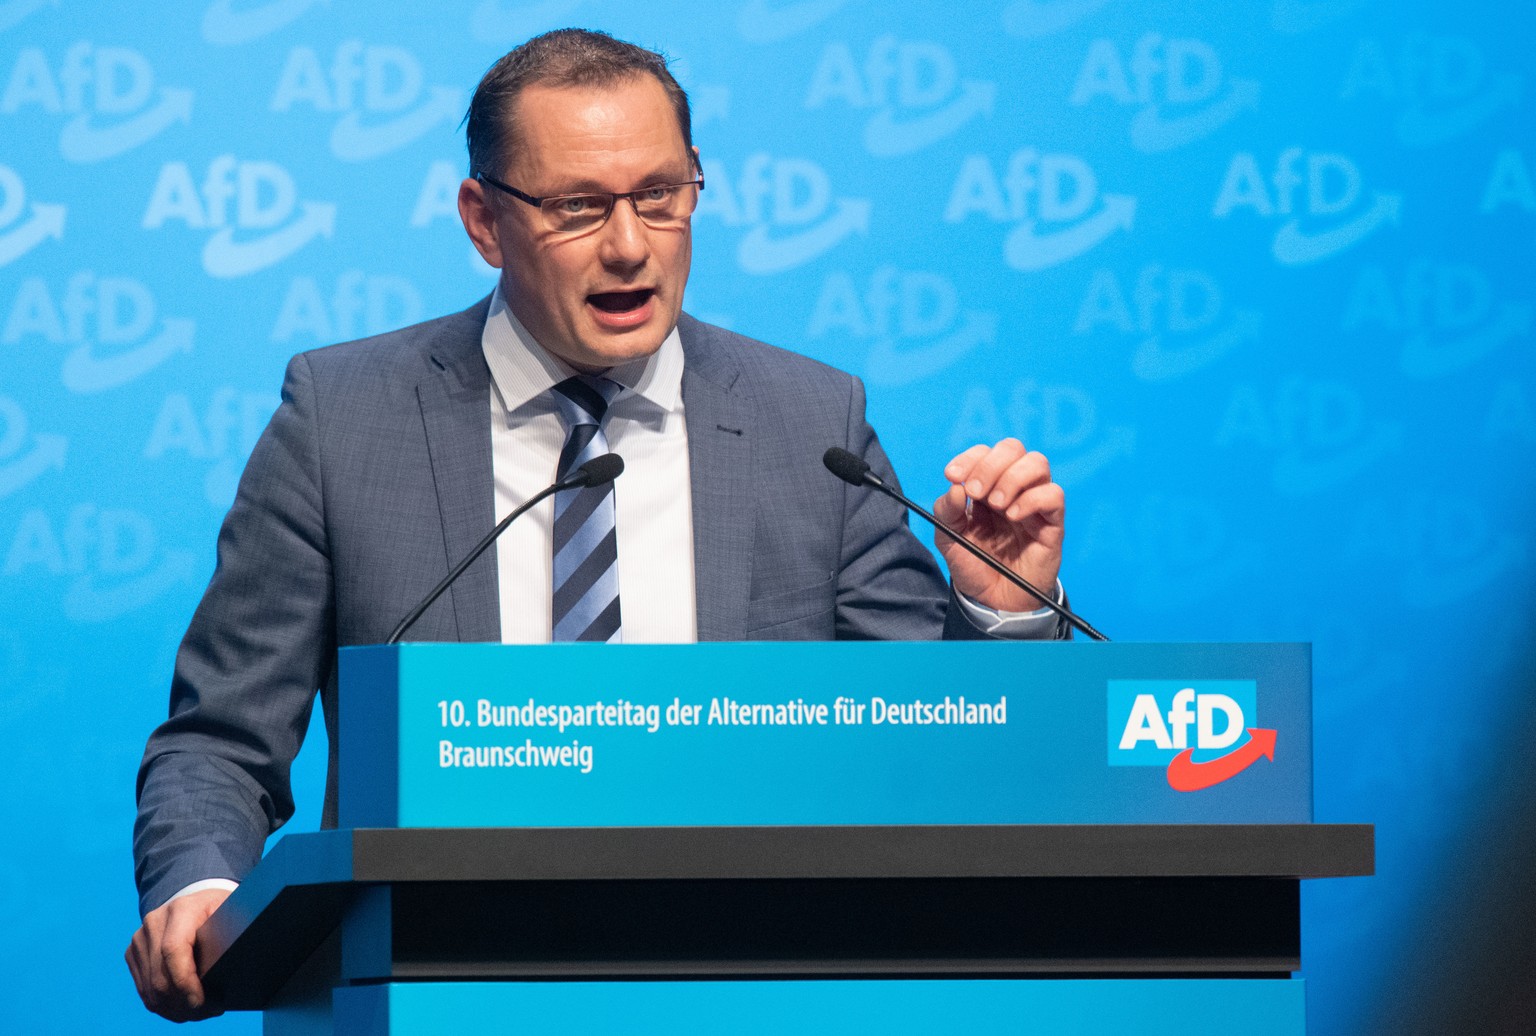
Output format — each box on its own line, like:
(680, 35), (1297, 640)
(543, 183), (700, 233)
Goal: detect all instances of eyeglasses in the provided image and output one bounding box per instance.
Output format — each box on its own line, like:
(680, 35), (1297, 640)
(476, 169), (705, 235)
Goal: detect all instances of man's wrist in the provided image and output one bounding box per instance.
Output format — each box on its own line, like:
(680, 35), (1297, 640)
(954, 579), (1065, 636)
(166, 878), (239, 904)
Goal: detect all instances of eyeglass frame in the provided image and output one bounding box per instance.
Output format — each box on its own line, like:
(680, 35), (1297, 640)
(475, 164), (706, 233)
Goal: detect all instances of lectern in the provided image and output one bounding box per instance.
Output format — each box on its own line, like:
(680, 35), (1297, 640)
(196, 642), (1372, 1035)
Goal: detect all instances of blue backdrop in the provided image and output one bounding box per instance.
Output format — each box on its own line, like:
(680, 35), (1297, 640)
(1, 1), (1531, 1032)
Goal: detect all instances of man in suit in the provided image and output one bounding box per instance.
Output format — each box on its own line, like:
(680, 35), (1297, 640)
(126, 29), (1069, 1021)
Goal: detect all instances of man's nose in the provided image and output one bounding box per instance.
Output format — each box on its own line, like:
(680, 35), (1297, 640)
(597, 196), (651, 268)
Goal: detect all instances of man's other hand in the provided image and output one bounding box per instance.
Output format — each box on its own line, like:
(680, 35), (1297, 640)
(126, 888), (230, 1021)
(934, 438), (1064, 612)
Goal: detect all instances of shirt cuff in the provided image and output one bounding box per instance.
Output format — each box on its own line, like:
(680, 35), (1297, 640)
(167, 878), (239, 903)
(953, 579), (1065, 638)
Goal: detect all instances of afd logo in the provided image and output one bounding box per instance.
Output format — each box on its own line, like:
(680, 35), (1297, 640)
(1341, 36), (1520, 148)
(1077, 497), (1256, 608)
(142, 157), (335, 277)
(949, 378), (1133, 486)
(271, 271), (424, 344)
(808, 267), (996, 387)
(271, 42), (462, 162)
(805, 37), (994, 157)
(1344, 496), (1529, 605)
(1108, 681), (1275, 791)
(1001, 0), (1110, 40)
(3, 505), (198, 622)
(4, 274), (194, 393)
(1070, 34), (1257, 154)
(1213, 148), (1401, 265)
(737, 0), (850, 44)
(1, 44), (192, 162)
(1074, 265), (1261, 381)
(1482, 149), (1535, 215)
(1216, 379), (1399, 495)
(945, 150), (1135, 271)
(144, 389), (277, 509)
(695, 155), (869, 275)
(202, 0), (325, 45)
(0, 164), (64, 266)
(0, 397), (65, 499)
(1344, 261), (1530, 380)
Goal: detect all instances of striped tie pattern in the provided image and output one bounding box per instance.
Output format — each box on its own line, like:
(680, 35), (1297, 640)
(550, 375), (624, 642)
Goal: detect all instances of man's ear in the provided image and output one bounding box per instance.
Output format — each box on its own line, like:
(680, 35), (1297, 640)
(458, 177), (504, 269)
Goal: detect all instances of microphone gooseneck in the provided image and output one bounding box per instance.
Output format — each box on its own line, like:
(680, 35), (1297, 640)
(821, 447), (1108, 641)
(386, 453), (625, 644)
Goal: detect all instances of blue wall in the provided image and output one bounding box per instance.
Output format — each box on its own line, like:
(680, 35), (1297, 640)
(1, 1), (1531, 1032)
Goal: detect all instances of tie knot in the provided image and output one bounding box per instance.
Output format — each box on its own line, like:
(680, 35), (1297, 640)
(552, 375), (623, 429)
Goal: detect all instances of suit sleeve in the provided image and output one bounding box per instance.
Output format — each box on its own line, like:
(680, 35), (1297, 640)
(827, 374), (949, 639)
(132, 352), (336, 916)
(833, 374), (1067, 642)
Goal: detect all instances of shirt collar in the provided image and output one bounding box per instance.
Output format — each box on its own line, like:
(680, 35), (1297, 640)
(481, 282), (684, 415)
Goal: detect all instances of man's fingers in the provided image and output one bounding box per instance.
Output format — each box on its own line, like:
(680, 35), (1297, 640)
(129, 890), (232, 1021)
(1004, 481), (1065, 526)
(125, 939), (146, 1003)
(135, 909), (178, 1002)
(987, 451), (1051, 513)
(942, 443), (991, 485)
(161, 909), (207, 1008)
(931, 481), (969, 534)
(955, 438), (1027, 502)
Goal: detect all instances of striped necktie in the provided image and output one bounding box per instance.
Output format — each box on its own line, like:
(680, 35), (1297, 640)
(550, 375), (624, 642)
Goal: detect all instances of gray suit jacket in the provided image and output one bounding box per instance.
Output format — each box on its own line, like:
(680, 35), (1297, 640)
(133, 298), (1050, 914)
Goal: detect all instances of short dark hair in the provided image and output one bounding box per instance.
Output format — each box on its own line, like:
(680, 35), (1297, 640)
(464, 28), (693, 180)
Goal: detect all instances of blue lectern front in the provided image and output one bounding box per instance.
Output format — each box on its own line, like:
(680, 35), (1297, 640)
(195, 642), (1372, 1035)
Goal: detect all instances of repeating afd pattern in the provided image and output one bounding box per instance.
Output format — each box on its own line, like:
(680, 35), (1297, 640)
(0, 2), (1531, 1033)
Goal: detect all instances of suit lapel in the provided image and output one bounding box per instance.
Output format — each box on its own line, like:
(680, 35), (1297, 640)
(416, 300), (501, 642)
(680, 318), (754, 642)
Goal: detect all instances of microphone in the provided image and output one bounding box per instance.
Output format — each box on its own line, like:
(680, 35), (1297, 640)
(571, 453), (623, 488)
(822, 447), (1108, 641)
(386, 454), (625, 644)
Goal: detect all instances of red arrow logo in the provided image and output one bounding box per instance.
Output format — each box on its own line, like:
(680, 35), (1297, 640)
(1166, 728), (1277, 792)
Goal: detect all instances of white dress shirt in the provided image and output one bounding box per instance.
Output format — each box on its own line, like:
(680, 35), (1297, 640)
(481, 286), (697, 643)
(478, 285), (1061, 643)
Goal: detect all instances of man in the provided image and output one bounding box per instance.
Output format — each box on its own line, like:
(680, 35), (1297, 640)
(126, 29), (1068, 1021)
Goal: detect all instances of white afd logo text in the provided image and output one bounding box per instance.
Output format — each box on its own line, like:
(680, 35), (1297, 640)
(142, 157), (335, 277)
(806, 36), (994, 156)
(1213, 148), (1401, 264)
(695, 155), (870, 275)
(4, 274), (194, 393)
(946, 150), (1135, 271)
(808, 267), (996, 387)
(2, 44), (191, 162)
(271, 42), (462, 161)
(1070, 33), (1257, 152)
(1074, 265), (1260, 381)
(1119, 689), (1246, 752)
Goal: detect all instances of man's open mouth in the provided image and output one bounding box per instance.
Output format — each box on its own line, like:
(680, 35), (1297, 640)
(588, 289), (654, 313)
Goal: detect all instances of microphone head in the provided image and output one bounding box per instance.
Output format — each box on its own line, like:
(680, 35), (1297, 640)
(822, 447), (872, 486)
(575, 453), (624, 487)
